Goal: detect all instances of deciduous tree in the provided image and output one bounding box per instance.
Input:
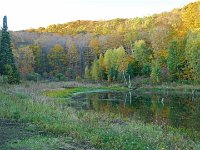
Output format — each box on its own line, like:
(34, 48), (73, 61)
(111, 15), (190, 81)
(48, 44), (67, 74)
(186, 30), (200, 81)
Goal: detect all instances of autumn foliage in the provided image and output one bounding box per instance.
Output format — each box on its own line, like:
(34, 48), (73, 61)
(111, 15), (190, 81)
(8, 2), (200, 83)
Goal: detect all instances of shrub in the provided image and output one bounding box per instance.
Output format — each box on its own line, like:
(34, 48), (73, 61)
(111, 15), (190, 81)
(141, 63), (151, 77)
(0, 75), (8, 84)
(56, 73), (65, 81)
(26, 73), (41, 82)
(76, 76), (82, 82)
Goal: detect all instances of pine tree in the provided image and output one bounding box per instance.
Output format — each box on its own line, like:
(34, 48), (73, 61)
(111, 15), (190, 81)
(0, 16), (20, 84)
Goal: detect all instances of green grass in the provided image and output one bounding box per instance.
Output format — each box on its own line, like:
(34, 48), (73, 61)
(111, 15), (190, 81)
(7, 135), (60, 150)
(136, 82), (200, 95)
(1, 88), (200, 150)
(44, 86), (128, 99)
(6, 135), (93, 150)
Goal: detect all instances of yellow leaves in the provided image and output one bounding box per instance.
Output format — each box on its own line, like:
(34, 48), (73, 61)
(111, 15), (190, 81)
(118, 56), (129, 73)
(177, 1), (200, 37)
(181, 1), (200, 30)
(153, 49), (168, 67)
(27, 0), (199, 46)
(180, 66), (194, 80)
(99, 54), (104, 71)
(154, 50), (168, 60)
(185, 29), (200, 80)
(89, 37), (100, 57)
(104, 49), (113, 73)
(48, 44), (67, 73)
(91, 60), (99, 81)
(67, 43), (79, 62)
(15, 46), (35, 77)
(101, 46), (129, 75)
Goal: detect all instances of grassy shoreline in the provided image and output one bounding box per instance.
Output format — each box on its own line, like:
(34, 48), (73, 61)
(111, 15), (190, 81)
(126, 78), (200, 95)
(0, 81), (200, 149)
(138, 84), (200, 93)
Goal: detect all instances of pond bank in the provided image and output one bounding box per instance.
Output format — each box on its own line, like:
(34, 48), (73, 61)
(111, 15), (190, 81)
(136, 84), (200, 95)
(0, 82), (200, 149)
(0, 119), (36, 149)
(0, 119), (96, 150)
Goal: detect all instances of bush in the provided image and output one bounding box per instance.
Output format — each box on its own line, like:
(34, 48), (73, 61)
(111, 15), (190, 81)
(141, 64), (151, 77)
(76, 76), (82, 82)
(42, 72), (49, 79)
(65, 68), (76, 80)
(0, 75), (8, 84)
(5, 64), (20, 84)
(56, 73), (65, 81)
(26, 73), (41, 82)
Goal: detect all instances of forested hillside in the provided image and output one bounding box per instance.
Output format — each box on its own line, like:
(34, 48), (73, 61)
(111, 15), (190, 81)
(9, 2), (200, 82)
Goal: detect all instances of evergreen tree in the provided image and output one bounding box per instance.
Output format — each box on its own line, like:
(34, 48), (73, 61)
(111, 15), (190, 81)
(0, 16), (20, 83)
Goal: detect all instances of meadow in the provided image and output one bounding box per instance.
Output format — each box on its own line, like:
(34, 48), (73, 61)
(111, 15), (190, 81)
(0, 81), (200, 149)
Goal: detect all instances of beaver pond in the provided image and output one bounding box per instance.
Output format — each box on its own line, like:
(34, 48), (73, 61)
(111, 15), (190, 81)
(70, 91), (200, 137)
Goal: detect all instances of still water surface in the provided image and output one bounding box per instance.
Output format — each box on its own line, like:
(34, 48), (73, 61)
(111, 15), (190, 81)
(71, 91), (200, 134)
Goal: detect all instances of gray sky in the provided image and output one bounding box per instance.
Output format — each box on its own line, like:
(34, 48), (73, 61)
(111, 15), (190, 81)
(0, 0), (196, 31)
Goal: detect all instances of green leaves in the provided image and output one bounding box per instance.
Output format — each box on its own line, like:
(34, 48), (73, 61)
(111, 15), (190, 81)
(48, 44), (67, 74)
(0, 16), (20, 84)
(167, 41), (180, 81)
(186, 30), (200, 82)
(150, 59), (161, 83)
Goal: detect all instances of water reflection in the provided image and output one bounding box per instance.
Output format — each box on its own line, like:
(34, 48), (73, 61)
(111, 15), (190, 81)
(71, 91), (200, 134)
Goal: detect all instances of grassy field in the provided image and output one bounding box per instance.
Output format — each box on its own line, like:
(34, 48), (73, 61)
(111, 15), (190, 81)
(0, 81), (200, 150)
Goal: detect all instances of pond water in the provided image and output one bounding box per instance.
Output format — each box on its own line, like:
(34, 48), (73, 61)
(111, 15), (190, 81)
(71, 91), (200, 135)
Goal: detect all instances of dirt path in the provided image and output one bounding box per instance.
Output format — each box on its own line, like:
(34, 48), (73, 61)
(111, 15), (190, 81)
(0, 119), (34, 145)
(0, 119), (96, 150)
(0, 119), (36, 149)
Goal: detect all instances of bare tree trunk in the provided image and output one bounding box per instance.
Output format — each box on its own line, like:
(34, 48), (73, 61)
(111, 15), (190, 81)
(123, 71), (127, 85)
(128, 75), (132, 89)
(129, 91), (132, 105)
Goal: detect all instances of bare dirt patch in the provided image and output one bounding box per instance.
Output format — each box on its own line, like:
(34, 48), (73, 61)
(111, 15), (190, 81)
(0, 119), (37, 149)
(0, 119), (96, 150)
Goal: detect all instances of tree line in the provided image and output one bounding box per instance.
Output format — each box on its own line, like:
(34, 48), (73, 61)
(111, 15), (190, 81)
(1, 2), (199, 83)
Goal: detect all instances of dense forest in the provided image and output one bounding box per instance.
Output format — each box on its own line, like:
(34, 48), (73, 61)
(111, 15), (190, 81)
(5, 2), (200, 83)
